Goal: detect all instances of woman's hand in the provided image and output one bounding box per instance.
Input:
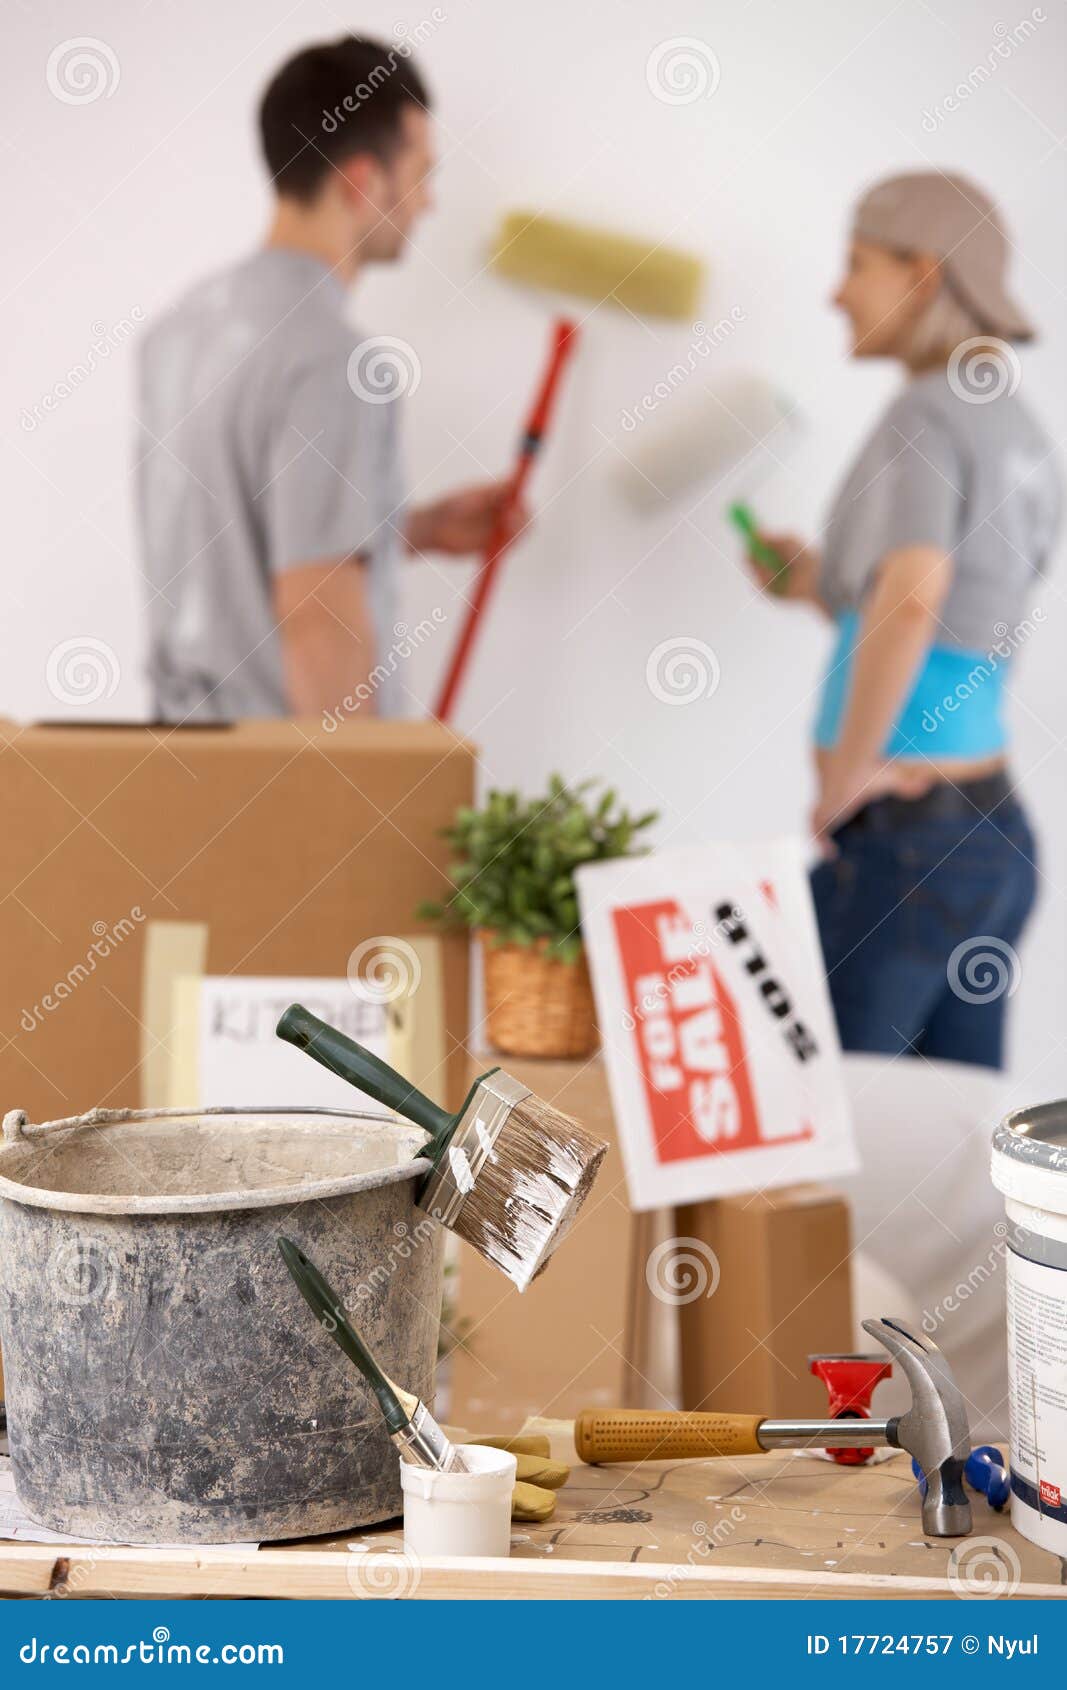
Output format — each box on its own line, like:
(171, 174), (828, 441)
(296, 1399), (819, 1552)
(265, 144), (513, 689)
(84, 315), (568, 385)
(745, 531), (822, 604)
(811, 753), (897, 848)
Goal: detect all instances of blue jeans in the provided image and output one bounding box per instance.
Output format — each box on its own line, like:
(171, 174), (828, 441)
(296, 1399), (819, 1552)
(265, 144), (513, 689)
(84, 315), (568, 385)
(811, 782), (1037, 1070)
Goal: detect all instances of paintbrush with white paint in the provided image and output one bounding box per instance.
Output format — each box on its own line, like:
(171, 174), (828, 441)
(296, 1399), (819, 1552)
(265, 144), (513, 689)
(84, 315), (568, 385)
(278, 1237), (466, 1473)
(277, 1004), (608, 1292)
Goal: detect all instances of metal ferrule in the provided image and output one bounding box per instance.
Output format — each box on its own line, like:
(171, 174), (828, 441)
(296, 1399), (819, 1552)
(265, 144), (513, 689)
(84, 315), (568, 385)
(756, 1418), (892, 1450)
(393, 1403), (465, 1472)
(418, 1072), (532, 1230)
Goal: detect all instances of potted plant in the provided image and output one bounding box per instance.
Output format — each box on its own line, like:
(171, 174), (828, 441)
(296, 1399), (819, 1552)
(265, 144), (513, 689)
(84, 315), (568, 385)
(419, 775), (657, 1059)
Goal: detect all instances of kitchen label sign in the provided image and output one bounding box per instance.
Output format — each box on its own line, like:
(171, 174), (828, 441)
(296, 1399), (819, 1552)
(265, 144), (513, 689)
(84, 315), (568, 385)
(576, 841), (858, 1209)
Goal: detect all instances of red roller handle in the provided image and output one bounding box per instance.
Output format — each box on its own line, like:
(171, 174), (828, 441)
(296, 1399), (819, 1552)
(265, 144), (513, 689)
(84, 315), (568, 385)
(433, 318), (578, 722)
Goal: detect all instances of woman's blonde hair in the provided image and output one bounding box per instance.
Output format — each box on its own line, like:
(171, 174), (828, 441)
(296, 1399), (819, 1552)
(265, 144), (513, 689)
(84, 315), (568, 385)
(901, 277), (984, 371)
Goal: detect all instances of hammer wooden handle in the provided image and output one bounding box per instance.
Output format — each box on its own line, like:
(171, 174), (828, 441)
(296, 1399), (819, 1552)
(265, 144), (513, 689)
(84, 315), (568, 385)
(575, 1409), (764, 1464)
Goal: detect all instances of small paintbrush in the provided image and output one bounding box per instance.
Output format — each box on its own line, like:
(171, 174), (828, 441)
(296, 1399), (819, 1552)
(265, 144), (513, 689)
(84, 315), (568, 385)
(278, 1237), (466, 1473)
(277, 1004), (608, 1292)
(728, 502), (789, 595)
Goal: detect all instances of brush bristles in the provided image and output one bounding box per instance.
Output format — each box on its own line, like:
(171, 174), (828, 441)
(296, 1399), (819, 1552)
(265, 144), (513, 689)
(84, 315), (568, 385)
(450, 1095), (608, 1292)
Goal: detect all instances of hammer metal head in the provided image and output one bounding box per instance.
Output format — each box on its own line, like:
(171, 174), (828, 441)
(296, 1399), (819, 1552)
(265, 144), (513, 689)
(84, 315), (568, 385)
(863, 1317), (972, 1537)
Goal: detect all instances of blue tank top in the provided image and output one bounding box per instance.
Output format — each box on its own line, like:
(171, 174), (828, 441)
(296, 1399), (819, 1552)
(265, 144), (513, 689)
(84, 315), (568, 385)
(813, 369), (1059, 759)
(814, 611), (1009, 757)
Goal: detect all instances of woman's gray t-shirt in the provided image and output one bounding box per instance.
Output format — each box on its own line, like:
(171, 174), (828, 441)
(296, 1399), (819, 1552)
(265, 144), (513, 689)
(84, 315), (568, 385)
(818, 366), (1061, 650)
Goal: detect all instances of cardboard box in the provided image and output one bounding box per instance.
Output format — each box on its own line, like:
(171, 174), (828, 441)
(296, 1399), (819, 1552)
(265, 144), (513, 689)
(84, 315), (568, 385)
(448, 1054), (647, 1427)
(0, 719), (474, 1123)
(675, 1186), (854, 1417)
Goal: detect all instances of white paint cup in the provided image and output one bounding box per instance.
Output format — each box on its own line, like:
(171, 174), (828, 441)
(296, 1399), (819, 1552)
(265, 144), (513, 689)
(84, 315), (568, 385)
(401, 1444), (517, 1560)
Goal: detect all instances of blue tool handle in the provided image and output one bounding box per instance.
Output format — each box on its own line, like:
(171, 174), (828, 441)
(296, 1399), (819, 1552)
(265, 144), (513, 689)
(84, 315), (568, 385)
(915, 1448), (1009, 1510)
(969, 1444), (1005, 1467)
(966, 1446), (1009, 1510)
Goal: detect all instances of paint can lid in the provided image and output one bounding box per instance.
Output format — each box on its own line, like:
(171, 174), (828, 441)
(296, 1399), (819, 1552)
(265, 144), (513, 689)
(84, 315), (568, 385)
(991, 1101), (1067, 1216)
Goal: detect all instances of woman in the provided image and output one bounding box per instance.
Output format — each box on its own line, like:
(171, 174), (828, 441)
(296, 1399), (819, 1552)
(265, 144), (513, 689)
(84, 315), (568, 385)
(750, 172), (1061, 1070)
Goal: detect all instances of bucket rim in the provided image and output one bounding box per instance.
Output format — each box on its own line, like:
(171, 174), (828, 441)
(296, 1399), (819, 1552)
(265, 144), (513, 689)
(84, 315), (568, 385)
(0, 1104), (433, 1216)
(992, 1100), (1067, 1178)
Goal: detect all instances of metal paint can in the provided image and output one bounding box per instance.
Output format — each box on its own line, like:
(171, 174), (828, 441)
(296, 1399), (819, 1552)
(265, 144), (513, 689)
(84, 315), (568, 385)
(0, 1104), (443, 1544)
(990, 1101), (1067, 1555)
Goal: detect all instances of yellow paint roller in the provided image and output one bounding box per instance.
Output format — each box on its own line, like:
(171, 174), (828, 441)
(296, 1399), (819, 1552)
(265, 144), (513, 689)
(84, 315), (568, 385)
(490, 208), (705, 321)
(439, 207), (706, 716)
(434, 209), (706, 718)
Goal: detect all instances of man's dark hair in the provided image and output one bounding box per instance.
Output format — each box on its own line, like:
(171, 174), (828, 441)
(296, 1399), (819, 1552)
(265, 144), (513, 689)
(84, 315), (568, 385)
(259, 36), (431, 201)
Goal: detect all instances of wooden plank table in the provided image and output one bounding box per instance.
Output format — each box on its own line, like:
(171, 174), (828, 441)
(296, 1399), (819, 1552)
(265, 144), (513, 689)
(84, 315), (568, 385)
(1, 1438), (1063, 1601)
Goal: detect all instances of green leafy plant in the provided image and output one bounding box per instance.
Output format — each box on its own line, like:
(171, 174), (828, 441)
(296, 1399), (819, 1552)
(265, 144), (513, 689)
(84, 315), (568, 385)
(418, 774), (658, 963)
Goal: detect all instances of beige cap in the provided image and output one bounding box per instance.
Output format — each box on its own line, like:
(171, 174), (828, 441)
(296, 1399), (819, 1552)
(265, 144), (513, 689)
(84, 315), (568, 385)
(852, 171), (1034, 342)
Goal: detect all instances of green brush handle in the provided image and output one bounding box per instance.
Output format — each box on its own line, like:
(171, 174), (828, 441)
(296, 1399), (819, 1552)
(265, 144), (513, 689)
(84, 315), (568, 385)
(278, 1238), (408, 1437)
(277, 1003), (454, 1143)
(728, 502), (788, 594)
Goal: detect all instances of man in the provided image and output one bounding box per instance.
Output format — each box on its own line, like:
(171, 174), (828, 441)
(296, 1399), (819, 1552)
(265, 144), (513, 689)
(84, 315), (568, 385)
(136, 35), (522, 720)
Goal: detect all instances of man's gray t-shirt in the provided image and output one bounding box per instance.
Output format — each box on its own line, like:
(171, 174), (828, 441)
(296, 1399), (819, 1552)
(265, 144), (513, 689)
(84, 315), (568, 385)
(136, 249), (404, 720)
(819, 367), (1061, 648)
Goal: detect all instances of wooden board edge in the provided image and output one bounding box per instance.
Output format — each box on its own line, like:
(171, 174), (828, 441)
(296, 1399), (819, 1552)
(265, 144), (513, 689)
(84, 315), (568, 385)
(1, 1545), (1064, 1602)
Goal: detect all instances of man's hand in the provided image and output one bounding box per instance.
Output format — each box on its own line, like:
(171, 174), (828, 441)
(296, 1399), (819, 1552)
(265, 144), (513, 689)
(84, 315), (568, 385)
(406, 481), (530, 557)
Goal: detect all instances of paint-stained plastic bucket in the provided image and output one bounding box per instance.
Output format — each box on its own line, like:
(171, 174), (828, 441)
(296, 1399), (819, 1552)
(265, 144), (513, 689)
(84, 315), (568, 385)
(401, 1444), (516, 1559)
(0, 1104), (443, 1545)
(990, 1102), (1067, 1555)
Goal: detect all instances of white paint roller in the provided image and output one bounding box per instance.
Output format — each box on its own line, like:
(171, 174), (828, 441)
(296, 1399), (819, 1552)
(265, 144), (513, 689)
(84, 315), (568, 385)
(617, 372), (798, 506)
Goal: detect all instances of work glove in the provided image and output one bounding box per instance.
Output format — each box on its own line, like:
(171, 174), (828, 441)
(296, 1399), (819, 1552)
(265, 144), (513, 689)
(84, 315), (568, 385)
(468, 1434), (569, 1522)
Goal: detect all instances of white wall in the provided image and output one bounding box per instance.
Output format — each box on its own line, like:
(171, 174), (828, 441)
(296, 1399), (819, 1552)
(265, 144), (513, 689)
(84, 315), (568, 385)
(6, 0), (1066, 1089)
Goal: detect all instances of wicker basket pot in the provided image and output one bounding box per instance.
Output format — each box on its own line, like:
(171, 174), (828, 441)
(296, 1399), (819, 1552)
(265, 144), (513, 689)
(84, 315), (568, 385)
(480, 930), (598, 1059)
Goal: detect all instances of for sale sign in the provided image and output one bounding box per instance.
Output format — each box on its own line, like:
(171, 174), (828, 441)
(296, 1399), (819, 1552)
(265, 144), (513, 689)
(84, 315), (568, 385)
(576, 840), (857, 1209)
